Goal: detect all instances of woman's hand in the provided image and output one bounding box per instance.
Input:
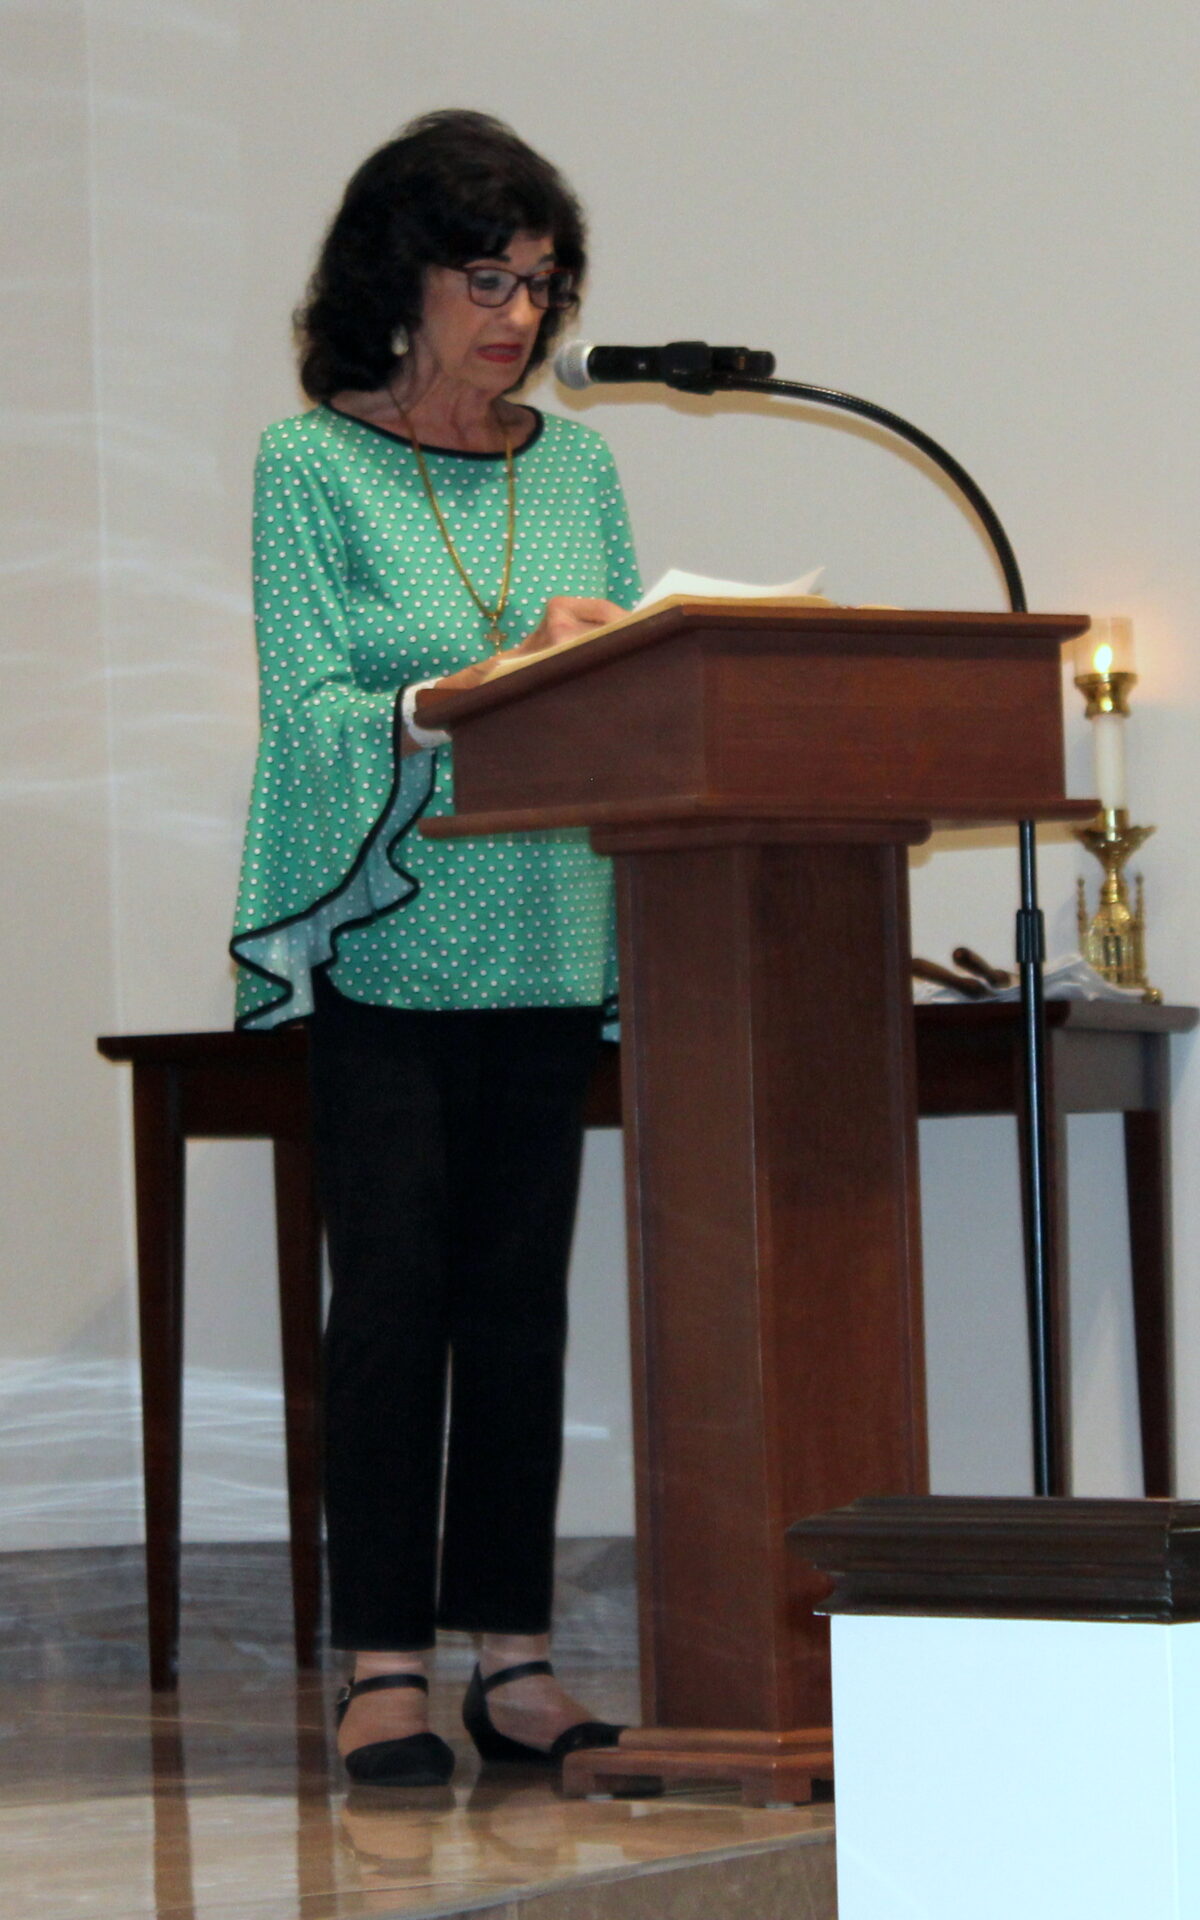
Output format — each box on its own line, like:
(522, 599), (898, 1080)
(513, 594), (629, 657)
(402, 597), (626, 751)
(430, 595), (628, 699)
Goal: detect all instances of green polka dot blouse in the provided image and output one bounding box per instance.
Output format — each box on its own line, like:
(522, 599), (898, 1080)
(230, 405), (641, 1029)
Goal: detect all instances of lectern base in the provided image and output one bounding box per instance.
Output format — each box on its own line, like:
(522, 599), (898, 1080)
(562, 1726), (834, 1807)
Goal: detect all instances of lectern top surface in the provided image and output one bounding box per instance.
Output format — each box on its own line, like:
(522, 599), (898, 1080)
(418, 598), (1089, 730)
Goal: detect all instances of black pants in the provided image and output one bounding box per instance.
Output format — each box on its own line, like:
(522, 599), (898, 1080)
(309, 972), (602, 1650)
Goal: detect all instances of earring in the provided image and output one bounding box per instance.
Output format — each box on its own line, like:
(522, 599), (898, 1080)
(390, 323), (410, 359)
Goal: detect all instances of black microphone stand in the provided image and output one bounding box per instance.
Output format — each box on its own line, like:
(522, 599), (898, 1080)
(669, 365), (1057, 1496)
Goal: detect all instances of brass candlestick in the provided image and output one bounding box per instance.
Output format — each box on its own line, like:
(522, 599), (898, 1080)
(1072, 619), (1160, 1002)
(1073, 809), (1160, 1002)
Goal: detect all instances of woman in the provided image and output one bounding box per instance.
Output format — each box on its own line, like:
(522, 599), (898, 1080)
(231, 111), (641, 1786)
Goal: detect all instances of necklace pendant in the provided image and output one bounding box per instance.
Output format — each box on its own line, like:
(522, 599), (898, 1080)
(486, 624), (508, 652)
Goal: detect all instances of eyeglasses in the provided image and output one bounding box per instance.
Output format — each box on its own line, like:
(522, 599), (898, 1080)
(455, 265), (577, 311)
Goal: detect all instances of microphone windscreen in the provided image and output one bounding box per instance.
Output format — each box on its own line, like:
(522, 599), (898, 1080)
(553, 339), (594, 390)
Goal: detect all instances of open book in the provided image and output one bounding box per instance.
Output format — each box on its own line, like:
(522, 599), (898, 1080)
(484, 565), (828, 679)
(636, 565), (825, 608)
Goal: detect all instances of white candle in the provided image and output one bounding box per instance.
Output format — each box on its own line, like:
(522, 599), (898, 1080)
(1092, 709), (1127, 811)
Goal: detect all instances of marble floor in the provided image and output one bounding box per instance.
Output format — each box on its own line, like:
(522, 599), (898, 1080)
(1, 1545), (837, 1920)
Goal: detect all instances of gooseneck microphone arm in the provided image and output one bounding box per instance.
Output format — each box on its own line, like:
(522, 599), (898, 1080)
(697, 372), (1028, 612)
(674, 365), (1056, 1499)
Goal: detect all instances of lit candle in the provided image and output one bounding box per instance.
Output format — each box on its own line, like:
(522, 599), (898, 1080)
(1073, 621), (1134, 815)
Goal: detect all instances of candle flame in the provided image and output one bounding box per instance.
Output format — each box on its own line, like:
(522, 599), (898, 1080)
(1093, 643), (1114, 675)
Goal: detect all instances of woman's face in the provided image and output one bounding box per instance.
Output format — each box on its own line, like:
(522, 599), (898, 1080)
(411, 230), (555, 398)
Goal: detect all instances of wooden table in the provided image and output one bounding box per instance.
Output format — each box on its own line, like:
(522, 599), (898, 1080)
(99, 998), (1194, 1690)
(914, 997), (1195, 1500)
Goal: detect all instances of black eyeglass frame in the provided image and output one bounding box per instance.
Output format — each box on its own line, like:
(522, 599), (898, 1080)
(453, 265), (578, 312)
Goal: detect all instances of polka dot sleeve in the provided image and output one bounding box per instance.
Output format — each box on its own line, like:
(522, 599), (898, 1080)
(230, 432), (437, 1027)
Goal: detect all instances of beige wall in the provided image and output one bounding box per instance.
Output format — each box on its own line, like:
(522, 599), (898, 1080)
(4, 0), (1197, 1543)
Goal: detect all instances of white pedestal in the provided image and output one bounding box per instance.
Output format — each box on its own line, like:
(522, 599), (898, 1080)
(830, 1611), (1200, 1920)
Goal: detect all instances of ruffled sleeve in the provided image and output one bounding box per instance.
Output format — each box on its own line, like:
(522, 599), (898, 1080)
(230, 426), (437, 1028)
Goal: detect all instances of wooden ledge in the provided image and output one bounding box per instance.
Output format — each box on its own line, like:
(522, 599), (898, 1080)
(562, 1727), (835, 1808)
(790, 1495), (1200, 1623)
(422, 796), (1096, 842)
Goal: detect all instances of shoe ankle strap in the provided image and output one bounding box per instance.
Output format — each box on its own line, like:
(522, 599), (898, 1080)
(344, 1671), (429, 1701)
(479, 1658), (554, 1694)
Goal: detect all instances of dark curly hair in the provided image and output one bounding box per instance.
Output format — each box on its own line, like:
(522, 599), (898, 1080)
(296, 110), (586, 401)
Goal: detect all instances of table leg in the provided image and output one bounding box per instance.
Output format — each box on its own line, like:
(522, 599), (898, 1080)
(1015, 1055), (1071, 1495)
(1124, 1100), (1174, 1496)
(273, 1136), (324, 1667)
(130, 1064), (186, 1691)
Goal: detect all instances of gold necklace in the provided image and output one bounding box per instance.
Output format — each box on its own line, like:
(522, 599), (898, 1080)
(401, 409), (516, 652)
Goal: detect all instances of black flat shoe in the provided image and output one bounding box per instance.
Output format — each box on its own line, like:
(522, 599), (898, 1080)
(336, 1672), (455, 1787)
(462, 1659), (624, 1767)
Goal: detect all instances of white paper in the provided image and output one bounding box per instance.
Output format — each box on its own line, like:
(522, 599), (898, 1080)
(635, 565), (825, 610)
(912, 953), (1145, 1004)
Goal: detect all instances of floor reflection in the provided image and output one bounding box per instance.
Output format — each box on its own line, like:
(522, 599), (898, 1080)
(1, 1668), (833, 1919)
(148, 1697), (194, 1920)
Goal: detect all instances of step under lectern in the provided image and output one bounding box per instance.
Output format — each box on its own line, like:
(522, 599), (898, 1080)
(421, 600), (1091, 1795)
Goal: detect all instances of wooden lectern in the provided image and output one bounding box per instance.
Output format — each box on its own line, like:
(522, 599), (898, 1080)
(421, 600), (1091, 1800)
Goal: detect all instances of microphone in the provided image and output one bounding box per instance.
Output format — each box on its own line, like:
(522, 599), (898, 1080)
(555, 338), (776, 391)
